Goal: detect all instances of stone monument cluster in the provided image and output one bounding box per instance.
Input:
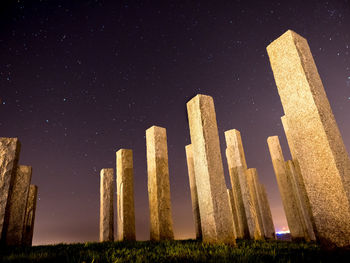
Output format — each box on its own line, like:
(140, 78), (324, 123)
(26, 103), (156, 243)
(0, 138), (38, 246)
(100, 30), (350, 248)
(266, 30), (350, 248)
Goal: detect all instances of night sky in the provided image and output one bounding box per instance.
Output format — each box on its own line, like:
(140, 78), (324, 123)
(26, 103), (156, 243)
(1, 0), (349, 245)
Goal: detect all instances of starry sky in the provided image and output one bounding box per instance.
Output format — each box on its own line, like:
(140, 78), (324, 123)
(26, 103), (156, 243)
(1, 0), (349, 245)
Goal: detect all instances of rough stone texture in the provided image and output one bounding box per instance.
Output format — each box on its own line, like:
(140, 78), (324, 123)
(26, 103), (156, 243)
(5, 165), (32, 245)
(227, 189), (238, 238)
(22, 185), (38, 246)
(267, 30), (350, 247)
(259, 184), (276, 239)
(281, 116), (316, 241)
(267, 136), (305, 240)
(245, 168), (264, 240)
(0, 137), (21, 241)
(286, 160), (315, 241)
(187, 94), (236, 245)
(224, 129), (261, 240)
(99, 168), (114, 242)
(185, 144), (202, 240)
(116, 149), (136, 241)
(146, 126), (174, 241)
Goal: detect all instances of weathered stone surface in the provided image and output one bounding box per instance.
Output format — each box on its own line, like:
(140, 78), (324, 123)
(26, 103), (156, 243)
(146, 126), (174, 241)
(5, 166), (32, 245)
(116, 149), (135, 241)
(185, 144), (202, 240)
(245, 168), (264, 240)
(0, 138), (21, 241)
(281, 116), (316, 241)
(225, 129), (261, 240)
(267, 136), (305, 240)
(187, 94), (236, 245)
(227, 189), (238, 238)
(259, 184), (276, 239)
(99, 168), (114, 242)
(22, 185), (38, 246)
(267, 30), (350, 247)
(286, 160), (316, 241)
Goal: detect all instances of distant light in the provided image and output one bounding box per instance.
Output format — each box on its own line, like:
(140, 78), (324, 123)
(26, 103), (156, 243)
(45, 119), (49, 123)
(276, 230), (290, 235)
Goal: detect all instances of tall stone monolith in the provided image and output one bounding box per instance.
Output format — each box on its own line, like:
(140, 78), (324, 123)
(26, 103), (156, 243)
(267, 136), (305, 240)
(281, 116), (316, 241)
(5, 166), (32, 245)
(116, 149), (136, 241)
(185, 144), (202, 240)
(227, 189), (238, 238)
(225, 129), (261, 240)
(245, 168), (264, 240)
(0, 138), (21, 241)
(22, 185), (38, 246)
(99, 168), (114, 242)
(267, 30), (350, 247)
(259, 184), (276, 239)
(146, 126), (174, 241)
(187, 94), (236, 245)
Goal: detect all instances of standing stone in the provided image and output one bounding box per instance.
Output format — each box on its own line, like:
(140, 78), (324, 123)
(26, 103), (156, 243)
(259, 184), (276, 239)
(22, 185), (38, 246)
(0, 138), (21, 241)
(116, 149), (136, 241)
(227, 189), (238, 238)
(245, 168), (264, 240)
(225, 129), (261, 240)
(281, 116), (316, 241)
(99, 168), (114, 242)
(187, 94), (236, 245)
(185, 144), (202, 240)
(146, 126), (174, 241)
(267, 136), (305, 240)
(267, 30), (350, 247)
(5, 166), (32, 245)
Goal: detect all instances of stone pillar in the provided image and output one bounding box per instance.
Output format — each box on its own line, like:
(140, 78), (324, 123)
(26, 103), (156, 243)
(146, 126), (174, 241)
(225, 129), (261, 240)
(116, 149), (136, 241)
(227, 189), (238, 238)
(185, 144), (202, 240)
(22, 185), (38, 246)
(99, 168), (114, 242)
(0, 138), (21, 241)
(5, 166), (32, 245)
(259, 184), (276, 239)
(245, 168), (264, 240)
(187, 94), (235, 245)
(281, 116), (316, 241)
(267, 136), (305, 240)
(267, 30), (350, 247)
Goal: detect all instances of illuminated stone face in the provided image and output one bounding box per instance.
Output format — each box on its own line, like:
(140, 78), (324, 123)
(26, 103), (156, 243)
(116, 149), (135, 241)
(267, 30), (350, 247)
(245, 168), (264, 240)
(267, 136), (305, 241)
(99, 168), (114, 242)
(258, 184), (276, 239)
(281, 116), (316, 242)
(22, 184), (38, 246)
(146, 126), (174, 241)
(0, 137), (21, 241)
(5, 165), (32, 245)
(185, 144), (202, 240)
(186, 94), (236, 245)
(224, 129), (262, 240)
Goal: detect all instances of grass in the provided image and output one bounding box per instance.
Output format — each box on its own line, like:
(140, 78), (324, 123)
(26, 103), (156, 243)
(1, 239), (350, 263)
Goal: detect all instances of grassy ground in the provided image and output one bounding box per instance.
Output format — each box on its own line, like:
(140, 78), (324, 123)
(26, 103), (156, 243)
(1, 239), (350, 263)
